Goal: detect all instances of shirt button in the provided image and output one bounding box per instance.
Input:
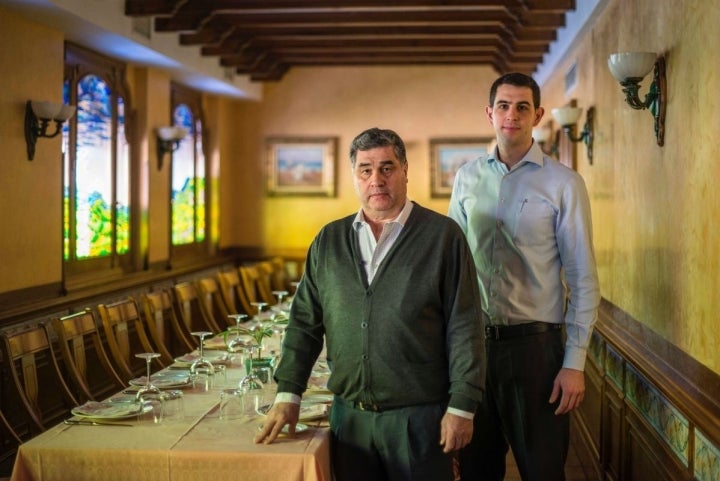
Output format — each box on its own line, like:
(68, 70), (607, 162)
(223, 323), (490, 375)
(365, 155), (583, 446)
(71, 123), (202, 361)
(361, 322), (368, 329)
(362, 354), (369, 360)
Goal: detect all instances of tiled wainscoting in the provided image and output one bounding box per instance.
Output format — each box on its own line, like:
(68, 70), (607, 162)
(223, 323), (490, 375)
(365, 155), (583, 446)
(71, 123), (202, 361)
(571, 299), (720, 481)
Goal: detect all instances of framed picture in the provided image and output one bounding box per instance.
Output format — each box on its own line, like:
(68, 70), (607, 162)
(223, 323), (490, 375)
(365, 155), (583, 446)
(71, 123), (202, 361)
(266, 137), (338, 196)
(430, 137), (493, 197)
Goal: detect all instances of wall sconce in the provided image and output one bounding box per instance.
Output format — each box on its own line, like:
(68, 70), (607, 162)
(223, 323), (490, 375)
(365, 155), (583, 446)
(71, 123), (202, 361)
(532, 123), (558, 157)
(156, 126), (187, 170)
(607, 51), (666, 146)
(551, 106), (595, 164)
(24, 100), (76, 161)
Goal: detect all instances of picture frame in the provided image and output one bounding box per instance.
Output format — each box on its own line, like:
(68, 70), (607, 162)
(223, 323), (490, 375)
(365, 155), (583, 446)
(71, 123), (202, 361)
(265, 137), (338, 197)
(430, 137), (493, 197)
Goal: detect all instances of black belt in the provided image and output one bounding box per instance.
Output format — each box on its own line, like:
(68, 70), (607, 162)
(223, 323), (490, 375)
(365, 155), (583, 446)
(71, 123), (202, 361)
(354, 401), (385, 412)
(484, 321), (562, 341)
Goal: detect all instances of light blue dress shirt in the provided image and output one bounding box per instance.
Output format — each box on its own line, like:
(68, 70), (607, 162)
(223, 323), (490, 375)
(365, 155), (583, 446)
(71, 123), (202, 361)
(448, 142), (600, 371)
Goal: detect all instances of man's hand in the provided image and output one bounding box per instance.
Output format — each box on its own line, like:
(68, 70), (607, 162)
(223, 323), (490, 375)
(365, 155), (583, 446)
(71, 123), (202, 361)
(439, 412), (474, 453)
(253, 402), (301, 444)
(549, 368), (585, 415)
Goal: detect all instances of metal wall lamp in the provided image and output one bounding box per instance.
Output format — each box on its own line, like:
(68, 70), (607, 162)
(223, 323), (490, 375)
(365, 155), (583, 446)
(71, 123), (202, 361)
(551, 105), (595, 164)
(156, 126), (187, 170)
(608, 51), (666, 146)
(24, 100), (76, 161)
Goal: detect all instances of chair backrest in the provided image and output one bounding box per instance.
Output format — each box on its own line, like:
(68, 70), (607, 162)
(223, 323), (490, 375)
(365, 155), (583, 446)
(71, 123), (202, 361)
(0, 323), (79, 433)
(173, 281), (221, 335)
(255, 261), (281, 304)
(195, 276), (231, 329)
(51, 309), (125, 403)
(141, 289), (195, 355)
(217, 269), (254, 316)
(239, 264), (275, 308)
(97, 297), (171, 381)
(268, 256), (290, 292)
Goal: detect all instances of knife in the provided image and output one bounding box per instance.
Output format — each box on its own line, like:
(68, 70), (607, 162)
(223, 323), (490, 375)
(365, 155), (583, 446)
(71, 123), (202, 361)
(64, 419), (133, 427)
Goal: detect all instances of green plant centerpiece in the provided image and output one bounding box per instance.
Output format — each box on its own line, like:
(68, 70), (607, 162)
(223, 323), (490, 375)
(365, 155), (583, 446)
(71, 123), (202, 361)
(235, 324), (275, 375)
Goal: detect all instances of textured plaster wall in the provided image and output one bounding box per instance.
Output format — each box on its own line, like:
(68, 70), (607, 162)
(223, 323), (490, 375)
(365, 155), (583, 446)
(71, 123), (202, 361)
(540, 0), (720, 372)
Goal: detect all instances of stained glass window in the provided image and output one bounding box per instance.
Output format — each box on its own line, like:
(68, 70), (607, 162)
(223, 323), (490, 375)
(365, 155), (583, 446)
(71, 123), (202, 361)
(171, 88), (206, 248)
(63, 44), (131, 271)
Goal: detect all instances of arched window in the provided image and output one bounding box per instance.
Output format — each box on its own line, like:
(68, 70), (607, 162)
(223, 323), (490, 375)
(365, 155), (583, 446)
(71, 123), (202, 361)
(170, 84), (208, 259)
(63, 44), (133, 280)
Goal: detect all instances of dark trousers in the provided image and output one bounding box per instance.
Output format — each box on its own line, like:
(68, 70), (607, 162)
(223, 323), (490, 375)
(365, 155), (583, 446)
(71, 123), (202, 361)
(460, 329), (569, 481)
(330, 396), (454, 481)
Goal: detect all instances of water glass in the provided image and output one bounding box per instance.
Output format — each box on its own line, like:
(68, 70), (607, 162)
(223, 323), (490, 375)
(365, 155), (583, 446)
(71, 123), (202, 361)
(192, 366), (214, 392)
(162, 390), (185, 422)
(140, 394), (164, 424)
(219, 388), (244, 421)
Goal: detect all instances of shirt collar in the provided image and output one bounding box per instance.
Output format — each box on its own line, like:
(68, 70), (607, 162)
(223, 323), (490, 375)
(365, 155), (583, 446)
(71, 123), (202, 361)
(353, 199), (414, 230)
(487, 140), (546, 169)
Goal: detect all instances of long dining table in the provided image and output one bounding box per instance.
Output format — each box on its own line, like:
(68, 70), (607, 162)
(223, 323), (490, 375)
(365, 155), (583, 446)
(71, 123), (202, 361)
(10, 343), (332, 481)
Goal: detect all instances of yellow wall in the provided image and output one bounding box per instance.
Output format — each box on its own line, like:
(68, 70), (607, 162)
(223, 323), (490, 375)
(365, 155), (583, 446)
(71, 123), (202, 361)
(235, 65), (496, 257)
(0, 10), (65, 291)
(539, 0), (720, 372)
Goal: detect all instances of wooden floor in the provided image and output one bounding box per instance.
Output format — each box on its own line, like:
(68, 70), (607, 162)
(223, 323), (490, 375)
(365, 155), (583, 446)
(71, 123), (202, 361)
(504, 439), (588, 481)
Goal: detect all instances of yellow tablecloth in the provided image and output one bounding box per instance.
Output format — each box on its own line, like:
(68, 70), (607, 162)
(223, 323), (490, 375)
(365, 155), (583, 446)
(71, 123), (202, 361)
(10, 359), (331, 481)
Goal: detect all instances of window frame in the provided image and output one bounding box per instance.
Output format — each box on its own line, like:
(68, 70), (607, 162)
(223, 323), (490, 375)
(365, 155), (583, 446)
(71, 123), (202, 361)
(62, 43), (136, 282)
(169, 83), (212, 263)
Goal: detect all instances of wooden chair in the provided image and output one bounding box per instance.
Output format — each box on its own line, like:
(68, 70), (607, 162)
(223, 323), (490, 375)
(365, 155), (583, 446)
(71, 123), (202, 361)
(195, 276), (233, 329)
(141, 289), (195, 356)
(217, 269), (254, 317)
(97, 297), (172, 382)
(268, 256), (291, 292)
(239, 264), (275, 309)
(0, 323), (79, 434)
(51, 309), (126, 403)
(173, 281), (222, 335)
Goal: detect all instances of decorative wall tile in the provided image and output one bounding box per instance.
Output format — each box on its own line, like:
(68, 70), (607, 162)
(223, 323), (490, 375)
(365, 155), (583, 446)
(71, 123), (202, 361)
(624, 364), (690, 465)
(605, 344), (624, 390)
(694, 429), (720, 481)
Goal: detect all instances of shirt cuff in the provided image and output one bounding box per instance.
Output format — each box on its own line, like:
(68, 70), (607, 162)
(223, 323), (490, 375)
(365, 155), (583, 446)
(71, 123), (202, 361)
(447, 407), (474, 420)
(275, 392), (302, 405)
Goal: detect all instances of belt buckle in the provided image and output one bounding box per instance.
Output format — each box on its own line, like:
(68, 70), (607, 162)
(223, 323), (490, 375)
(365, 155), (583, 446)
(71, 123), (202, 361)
(356, 401), (380, 412)
(485, 325), (501, 340)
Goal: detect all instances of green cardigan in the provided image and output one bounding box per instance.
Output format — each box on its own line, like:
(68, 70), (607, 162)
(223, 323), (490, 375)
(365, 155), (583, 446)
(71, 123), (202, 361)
(275, 202), (486, 413)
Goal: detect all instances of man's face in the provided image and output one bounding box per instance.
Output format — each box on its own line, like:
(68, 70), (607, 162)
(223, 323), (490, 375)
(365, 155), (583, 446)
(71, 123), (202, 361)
(352, 145), (408, 220)
(486, 84), (543, 147)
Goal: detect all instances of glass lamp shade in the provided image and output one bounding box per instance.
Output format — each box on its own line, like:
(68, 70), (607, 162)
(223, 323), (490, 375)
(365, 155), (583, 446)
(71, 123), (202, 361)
(157, 126), (187, 141)
(56, 104), (76, 121)
(607, 52), (657, 81)
(30, 101), (63, 120)
(551, 107), (583, 127)
(532, 126), (551, 143)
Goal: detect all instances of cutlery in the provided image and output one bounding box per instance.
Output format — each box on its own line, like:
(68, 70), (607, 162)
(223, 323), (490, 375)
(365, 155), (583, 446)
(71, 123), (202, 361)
(64, 419), (133, 427)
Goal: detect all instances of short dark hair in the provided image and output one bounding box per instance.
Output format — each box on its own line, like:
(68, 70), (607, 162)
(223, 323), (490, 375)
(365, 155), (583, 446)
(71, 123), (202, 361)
(489, 72), (541, 109)
(349, 128), (407, 166)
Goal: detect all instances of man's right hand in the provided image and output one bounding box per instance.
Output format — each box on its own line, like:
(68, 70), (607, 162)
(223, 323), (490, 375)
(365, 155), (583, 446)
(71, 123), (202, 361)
(253, 402), (301, 444)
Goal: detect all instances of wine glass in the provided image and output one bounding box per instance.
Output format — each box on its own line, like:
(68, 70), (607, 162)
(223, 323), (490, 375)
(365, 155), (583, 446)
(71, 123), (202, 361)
(239, 369), (265, 418)
(272, 290), (289, 306)
(135, 352), (162, 401)
(250, 301), (268, 321)
(227, 313), (249, 353)
(189, 331), (215, 375)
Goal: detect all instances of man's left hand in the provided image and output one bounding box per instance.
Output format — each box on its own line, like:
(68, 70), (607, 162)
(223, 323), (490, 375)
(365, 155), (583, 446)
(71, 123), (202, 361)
(439, 412), (474, 453)
(549, 367), (585, 415)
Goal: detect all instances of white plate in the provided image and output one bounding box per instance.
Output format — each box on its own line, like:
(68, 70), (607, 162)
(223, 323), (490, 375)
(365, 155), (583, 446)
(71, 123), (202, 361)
(71, 401), (144, 419)
(129, 373), (192, 389)
(174, 350), (228, 363)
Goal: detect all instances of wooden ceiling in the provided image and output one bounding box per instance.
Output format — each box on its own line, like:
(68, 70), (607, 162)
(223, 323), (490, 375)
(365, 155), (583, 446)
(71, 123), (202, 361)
(125, 0), (575, 82)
